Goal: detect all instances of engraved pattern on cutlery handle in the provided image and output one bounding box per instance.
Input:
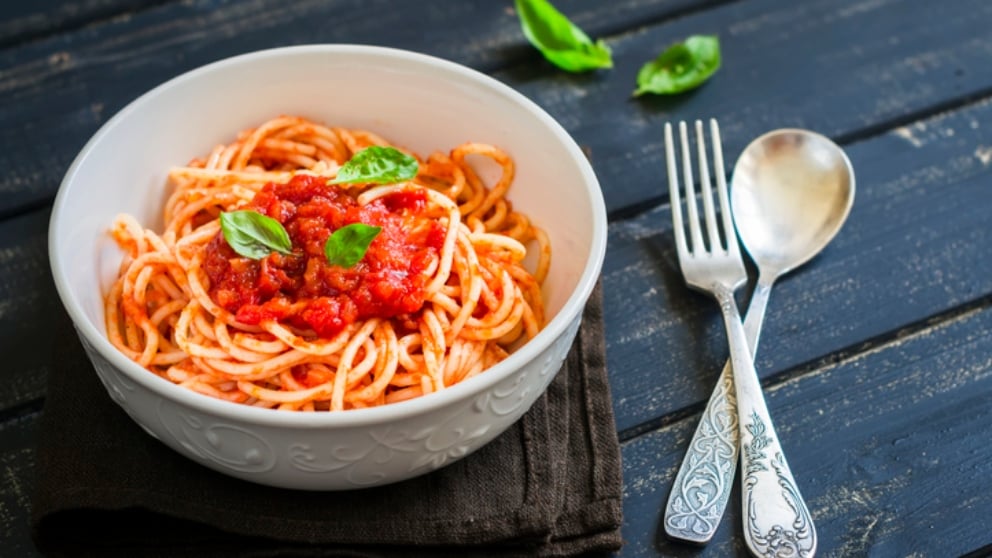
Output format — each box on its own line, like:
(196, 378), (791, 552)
(664, 279), (772, 543)
(664, 362), (738, 542)
(714, 284), (817, 558)
(739, 400), (816, 558)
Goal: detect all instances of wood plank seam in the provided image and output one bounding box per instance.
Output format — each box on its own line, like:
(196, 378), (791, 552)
(0, 0), (175, 51)
(617, 291), (992, 443)
(0, 398), (44, 427)
(833, 85), (992, 147)
(589, 0), (745, 41)
(607, 86), (992, 226)
(759, 292), (992, 396)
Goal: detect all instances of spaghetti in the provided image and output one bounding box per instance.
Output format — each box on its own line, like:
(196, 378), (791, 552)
(106, 116), (550, 411)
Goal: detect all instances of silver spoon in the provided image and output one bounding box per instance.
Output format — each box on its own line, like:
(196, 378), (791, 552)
(664, 129), (855, 546)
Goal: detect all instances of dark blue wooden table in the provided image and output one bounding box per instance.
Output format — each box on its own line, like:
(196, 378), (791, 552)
(3, 1), (992, 556)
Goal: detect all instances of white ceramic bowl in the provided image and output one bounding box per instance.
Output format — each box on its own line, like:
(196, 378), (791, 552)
(49, 45), (606, 490)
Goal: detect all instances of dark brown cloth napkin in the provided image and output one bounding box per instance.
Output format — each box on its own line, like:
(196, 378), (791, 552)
(32, 282), (622, 557)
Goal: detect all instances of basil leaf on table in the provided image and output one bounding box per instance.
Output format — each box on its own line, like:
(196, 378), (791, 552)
(220, 210), (293, 260)
(515, 0), (612, 72)
(324, 223), (383, 268)
(634, 35), (721, 96)
(330, 146), (418, 185)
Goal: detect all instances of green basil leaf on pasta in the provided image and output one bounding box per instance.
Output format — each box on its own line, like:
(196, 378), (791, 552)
(634, 35), (721, 96)
(330, 146), (418, 185)
(515, 0), (612, 72)
(324, 223), (383, 268)
(219, 210), (293, 260)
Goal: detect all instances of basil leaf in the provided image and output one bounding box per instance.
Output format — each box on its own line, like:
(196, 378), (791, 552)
(219, 210), (293, 260)
(324, 223), (382, 268)
(330, 146), (418, 185)
(515, 0), (612, 72)
(634, 35), (721, 96)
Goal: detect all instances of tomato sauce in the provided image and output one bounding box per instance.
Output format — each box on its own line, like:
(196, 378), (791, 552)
(202, 175), (445, 337)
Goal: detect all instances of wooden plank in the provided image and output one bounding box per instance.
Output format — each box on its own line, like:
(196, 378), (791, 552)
(620, 303), (992, 557)
(0, 412), (41, 558)
(0, 0), (161, 48)
(0, 0), (710, 219)
(0, 208), (58, 413)
(604, 96), (992, 432)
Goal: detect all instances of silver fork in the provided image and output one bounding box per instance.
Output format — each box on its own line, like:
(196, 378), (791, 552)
(663, 120), (816, 557)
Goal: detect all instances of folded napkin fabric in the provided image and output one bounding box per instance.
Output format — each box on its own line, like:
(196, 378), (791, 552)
(32, 283), (622, 557)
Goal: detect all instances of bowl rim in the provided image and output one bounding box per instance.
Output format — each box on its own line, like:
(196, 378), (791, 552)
(49, 44), (607, 428)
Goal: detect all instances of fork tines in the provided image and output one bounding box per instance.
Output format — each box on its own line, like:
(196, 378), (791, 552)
(664, 119), (737, 259)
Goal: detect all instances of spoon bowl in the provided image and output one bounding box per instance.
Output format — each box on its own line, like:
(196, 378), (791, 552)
(731, 129), (855, 275)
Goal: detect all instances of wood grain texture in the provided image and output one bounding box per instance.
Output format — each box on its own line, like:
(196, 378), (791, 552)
(0, 0), (162, 47)
(0, 0), (710, 219)
(605, 95), (992, 433)
(620, 303), (992, 557)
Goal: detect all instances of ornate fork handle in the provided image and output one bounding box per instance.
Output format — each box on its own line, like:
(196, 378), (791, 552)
(664, 278), (772, 543)
(714, 285), (817, 558)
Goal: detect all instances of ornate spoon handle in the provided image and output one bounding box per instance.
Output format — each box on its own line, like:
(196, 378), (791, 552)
(664, 279), (772, 543)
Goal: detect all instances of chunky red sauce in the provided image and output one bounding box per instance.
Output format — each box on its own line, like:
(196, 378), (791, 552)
(203, 175), (445, 337)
